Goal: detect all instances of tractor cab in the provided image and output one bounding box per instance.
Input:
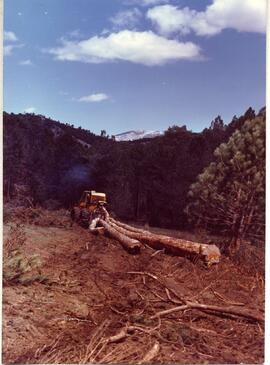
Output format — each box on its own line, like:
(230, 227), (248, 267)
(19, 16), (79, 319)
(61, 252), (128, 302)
(71, 190), (107, 227)
(79, 190), (107, 209)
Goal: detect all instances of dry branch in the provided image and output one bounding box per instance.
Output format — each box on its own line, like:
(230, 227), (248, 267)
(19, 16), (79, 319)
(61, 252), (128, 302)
(107, 328), (128, 343)
(127, 272), (263, 323)
(107, 322), (161, 344)
(151, 302), (264, 323)
(127, 271), (186, 303)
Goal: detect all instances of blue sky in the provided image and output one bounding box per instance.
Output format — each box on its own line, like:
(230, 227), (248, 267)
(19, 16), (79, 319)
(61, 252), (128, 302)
(4, 0), (266, 135)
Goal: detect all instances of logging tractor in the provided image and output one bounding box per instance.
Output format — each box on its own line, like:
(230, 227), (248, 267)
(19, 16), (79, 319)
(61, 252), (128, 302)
(71, 190), (221, 265)
(71, 190), (107, 227)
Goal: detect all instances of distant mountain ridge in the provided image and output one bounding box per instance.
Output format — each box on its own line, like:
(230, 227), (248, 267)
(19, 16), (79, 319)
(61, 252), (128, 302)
(115, 130), (163, 141)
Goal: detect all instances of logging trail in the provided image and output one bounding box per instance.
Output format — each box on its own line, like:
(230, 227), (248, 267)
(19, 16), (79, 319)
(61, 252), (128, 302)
(3, 207), (264, 364)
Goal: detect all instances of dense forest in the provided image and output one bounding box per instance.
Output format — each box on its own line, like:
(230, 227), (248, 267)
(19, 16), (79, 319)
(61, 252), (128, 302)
(3, 106), (265, 236)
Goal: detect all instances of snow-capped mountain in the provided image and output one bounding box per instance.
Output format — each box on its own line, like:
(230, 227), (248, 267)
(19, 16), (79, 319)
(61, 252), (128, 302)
(115, 130), (163, 141)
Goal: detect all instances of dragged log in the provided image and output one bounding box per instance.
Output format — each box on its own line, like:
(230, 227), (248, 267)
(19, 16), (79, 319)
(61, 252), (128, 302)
(98, 219), (141, 254)
(109, 218), (221, 266)
(102, 208), (110, 221)
(109, 217), (149, 234)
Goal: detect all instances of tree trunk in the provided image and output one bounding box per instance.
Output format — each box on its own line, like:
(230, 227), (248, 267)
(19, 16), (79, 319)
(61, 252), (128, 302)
(109, 217), (148, 234)
(98, 219), (141, 254)
(109, 217), (221, 265)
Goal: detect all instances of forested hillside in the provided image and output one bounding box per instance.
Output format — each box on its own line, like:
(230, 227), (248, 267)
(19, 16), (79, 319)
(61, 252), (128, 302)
(3, 107), (263, 229)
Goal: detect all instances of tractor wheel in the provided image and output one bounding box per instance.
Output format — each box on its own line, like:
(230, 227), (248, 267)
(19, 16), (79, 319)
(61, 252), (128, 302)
(71, 207), (80, 222)
(80, 209), (91, 228)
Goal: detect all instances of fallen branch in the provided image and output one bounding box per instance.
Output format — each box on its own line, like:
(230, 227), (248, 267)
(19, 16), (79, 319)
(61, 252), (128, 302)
(127, 271), (187, 304)
(151, 302), (264, 323)
(107, 320), (161, 344)
(211, 289), (245, 306)
(107, 328), (128, 343)
(151, 249), (165, 257)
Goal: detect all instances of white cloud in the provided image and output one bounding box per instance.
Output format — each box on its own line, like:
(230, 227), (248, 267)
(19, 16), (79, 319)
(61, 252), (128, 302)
(19, 59), (33, 66)
(4, 31), (18, 42)
(24, 107), (36, 113)
(48, 30), (200, 66)
(78, 93), (109, 103)
(4, 30), (23, 56)
(4, 45), (16, 56)
(110, 8), (142, 29)
(4, 44), (23, 56)
(147, 0), (266, 36)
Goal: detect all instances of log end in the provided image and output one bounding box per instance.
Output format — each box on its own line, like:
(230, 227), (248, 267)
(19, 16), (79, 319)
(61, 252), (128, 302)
(128, 243), (141, 255)
(200, 244), (221, 266)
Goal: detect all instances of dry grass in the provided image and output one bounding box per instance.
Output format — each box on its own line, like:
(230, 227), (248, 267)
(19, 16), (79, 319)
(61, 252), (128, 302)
(3, 225), (47, 285)
(4, 205), (71, 227)
(31, 320), (159, 364)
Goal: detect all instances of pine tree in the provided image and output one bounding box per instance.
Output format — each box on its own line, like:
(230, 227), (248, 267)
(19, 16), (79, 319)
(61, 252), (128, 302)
(186, 112), (265, 253)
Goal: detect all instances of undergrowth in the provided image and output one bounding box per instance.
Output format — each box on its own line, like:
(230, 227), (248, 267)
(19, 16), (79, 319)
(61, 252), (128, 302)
(3, 225), (48, 285)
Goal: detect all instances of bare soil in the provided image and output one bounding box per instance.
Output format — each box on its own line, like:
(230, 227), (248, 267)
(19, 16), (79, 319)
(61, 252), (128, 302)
(2, 209), (264, 364)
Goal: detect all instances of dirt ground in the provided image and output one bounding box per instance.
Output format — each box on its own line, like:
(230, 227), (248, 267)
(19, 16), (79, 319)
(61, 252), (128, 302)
(2, 208), (265, 364)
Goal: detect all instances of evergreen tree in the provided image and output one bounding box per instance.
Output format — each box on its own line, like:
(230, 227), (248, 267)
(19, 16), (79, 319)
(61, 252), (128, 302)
(186, 113), (265, 253)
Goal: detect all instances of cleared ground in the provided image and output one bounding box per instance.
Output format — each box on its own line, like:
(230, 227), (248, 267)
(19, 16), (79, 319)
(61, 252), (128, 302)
(2, 208), (264, 364)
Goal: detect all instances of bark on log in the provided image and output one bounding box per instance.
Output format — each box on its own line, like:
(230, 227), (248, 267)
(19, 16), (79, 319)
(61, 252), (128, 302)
(108, 218), (220, 265)
(109, 217), (148, 234)
(102, 208), (110, 221)
(98, 219), (141, 254)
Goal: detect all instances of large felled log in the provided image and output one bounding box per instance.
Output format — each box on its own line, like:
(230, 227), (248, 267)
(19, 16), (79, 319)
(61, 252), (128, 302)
(109, 217), (220, 265)
(109, 217), (149, 234)
(98, 219), (141, 254)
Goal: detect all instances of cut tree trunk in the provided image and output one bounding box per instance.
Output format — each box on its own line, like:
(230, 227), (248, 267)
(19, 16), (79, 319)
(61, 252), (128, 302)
(109, 217), (148, 234)
(98, 219), (141, 254)
(108, 217), (221, 265)
(97, 208), (221, 264)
